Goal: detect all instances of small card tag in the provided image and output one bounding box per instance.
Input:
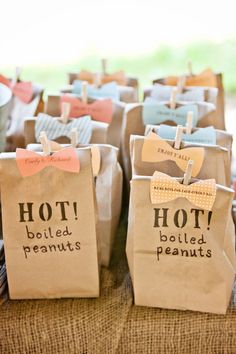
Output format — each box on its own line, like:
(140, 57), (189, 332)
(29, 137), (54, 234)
(35, 114), (92, 145)
(150, 171), (216, 211)
(72, 80), (120, 101)
(142, 132), (205, 177)
(143, 99), (198, 126)
(158, 125), (217, 145)
(77, 70), (126, 85)
(16, 147), (80, 177)
(60, 96), (113, 123)
(0, 74), (11, 87)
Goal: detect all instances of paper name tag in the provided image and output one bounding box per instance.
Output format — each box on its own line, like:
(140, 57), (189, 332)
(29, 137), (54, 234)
(60, 96), (113, 123)
(77, 70), (126, 85)
(16, 147), (80, 177)
(143, 99), (198, 126)
(150, 84), (205, 102)
(0, 75), (33, 103)
(150, 171), (216, 211)
(142, 132), (205, 177)
(72, 80), (120, 101)
(0, 74), (11, 88)
(165, 69), (217, 88)
(35, 114), (92, 144)
(158, 125), (217, 145)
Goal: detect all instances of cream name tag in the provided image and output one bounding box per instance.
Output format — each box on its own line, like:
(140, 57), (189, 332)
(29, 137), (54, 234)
(142, 132), (205, 177)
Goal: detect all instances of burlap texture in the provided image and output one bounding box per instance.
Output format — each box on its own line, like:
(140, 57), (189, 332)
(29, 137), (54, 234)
(0, 213), (235, 353)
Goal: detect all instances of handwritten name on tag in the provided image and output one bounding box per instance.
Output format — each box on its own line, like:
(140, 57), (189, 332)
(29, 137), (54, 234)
(150, 84), (205, 102)
(142, 133), (205, 177)
(150, 171), (216, 211)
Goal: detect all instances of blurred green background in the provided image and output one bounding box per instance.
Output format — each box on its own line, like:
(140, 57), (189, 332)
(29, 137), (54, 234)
(2, 39), (236, 94)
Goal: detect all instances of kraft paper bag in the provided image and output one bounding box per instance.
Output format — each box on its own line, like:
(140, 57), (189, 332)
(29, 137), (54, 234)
(5, 83), (44, 151)
(0, 147), (100, 299)
(144, 124), (233, 161)
(126, 172), (235, 314)
(0, 84), (12, 152)
(152, 69), (225, 130)
(121, 102), (217, 185)
(45, 94), (125, 149)
(24, 114), (108, 146)
(130, 133), (231, 187)
(27, 142), (123, 267)
(67, 71), (139, 103)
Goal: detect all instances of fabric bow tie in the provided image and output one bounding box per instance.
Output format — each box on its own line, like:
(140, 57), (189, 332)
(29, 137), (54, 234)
(142, 99), (199, 127)
(157, 125), (216, 145)
(77, 70), (126, 86)
(35, 114), (92, 144)
(142, 132), (205, 177)
(72, 80), (120, 101)
(150, 171), (216, 211)
(164, 69), (217, 88)
(16, 147), (80, 177)
(151, 84), (205, 103)
(0, 74), (33, 103)
(60, 96), (113, 123)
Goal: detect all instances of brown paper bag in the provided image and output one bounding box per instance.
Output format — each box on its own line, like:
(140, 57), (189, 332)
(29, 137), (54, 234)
(0, 147), (100, 299)
(126, 172), (235, 314)
(152, 69), (225, 130)
(27, 143), (123, 267)
(121, 102), (217, 185)
(24, 114), (108, 146)
(145, 124), (233, 161)
(67, 72), (139, 103)
(5, 83), (44, 151)
(45, 94), (125, 149)
(130, 133), (231, 187)
(0, 84), (12, 152)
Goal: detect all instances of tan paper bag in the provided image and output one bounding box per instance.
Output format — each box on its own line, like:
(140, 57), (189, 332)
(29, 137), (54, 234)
(27, 143), (123, 267)
(45, 94), (125, 149)
(122, 102), (217, 185)
(67, 71), (139, 103)
(126, 172), (235, 314)
(6, 83), (44, 151)
(0, 147), (100, 299)
(24, 114), (108, 146)
(145, 124), (233, 161)
(152, 69), (225, 130)
(130, 133), (231, 187)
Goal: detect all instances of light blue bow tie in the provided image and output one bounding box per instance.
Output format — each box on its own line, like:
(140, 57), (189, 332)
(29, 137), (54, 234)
(142, 99), (199, 127)
(158, 124), (216, 145)
(35, 114), (92, 144)
(72, 80), (120, 101)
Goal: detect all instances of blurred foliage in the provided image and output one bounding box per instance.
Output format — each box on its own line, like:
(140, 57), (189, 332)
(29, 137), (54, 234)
(2, 39), (236, 95)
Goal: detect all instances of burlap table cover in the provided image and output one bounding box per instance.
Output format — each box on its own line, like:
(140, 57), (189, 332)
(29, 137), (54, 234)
(0, 213), (235, 353)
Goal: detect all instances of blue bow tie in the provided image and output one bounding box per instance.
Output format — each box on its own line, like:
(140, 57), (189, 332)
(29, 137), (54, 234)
(35, 114), (92, 144)
(72, 80), (120, 101)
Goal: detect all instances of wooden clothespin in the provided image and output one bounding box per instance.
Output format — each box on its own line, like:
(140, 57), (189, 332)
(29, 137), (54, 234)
(174, 125), (183, 149)
(94, 72), (101, 88)
(39, 131), (51, 156)
(61, 102), (71, 124)
(12, 66), (22, 85)
(101, 58), (107, 75)
(185, 111), (193, 135)
(177, 75), (186, 94)
(183, 159), (193, 185)
(71, 128), (78, 148)
(81, 81), (88, 103)
(170, 88), (177, 110)
(187, 60), (193, 76)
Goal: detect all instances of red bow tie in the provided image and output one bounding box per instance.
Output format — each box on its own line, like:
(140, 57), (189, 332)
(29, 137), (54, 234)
(0, 74), (33, 103)
(61, 95), (113, 123)
(16, 147), (80, 177)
